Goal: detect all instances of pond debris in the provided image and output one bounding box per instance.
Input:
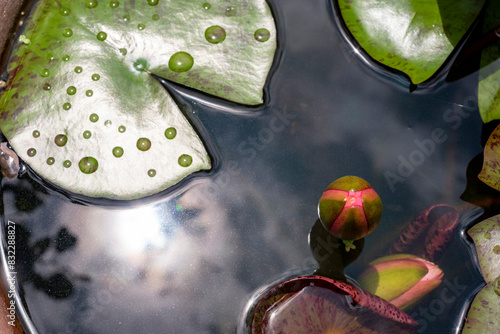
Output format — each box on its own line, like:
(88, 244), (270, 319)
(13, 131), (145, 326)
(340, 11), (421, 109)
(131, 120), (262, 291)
(0, 142), (20, 180)
(19, 34), (30, 45)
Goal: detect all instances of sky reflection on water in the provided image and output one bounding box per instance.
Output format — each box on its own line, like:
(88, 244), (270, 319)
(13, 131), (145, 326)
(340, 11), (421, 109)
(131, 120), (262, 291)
(0, 0), (489, 333)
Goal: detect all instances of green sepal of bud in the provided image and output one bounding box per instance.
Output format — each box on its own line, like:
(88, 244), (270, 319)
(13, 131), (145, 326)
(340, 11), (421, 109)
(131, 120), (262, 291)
(342, 240), (356, 252)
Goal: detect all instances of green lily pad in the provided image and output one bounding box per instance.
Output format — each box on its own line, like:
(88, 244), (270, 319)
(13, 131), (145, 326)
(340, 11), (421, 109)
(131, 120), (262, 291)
(462, 276), (500, 334)
(464, 215), (500, 333)
(337, 0), (486, 84)
(0, 0), (276, 199)
(478, 0), (500, 123)
(467, 215), (500, 284)
(478, 125), (500, 192)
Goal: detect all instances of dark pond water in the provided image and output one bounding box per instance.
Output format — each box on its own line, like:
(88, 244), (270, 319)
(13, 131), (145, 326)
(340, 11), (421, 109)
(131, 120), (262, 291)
(0, 0), (492, 333)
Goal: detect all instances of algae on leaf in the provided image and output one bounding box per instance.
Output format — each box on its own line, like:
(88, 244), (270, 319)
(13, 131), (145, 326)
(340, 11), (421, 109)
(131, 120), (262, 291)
(0, 0), (277, 200)
(337, 0), (486, 84)
(464, 216), (500, 333)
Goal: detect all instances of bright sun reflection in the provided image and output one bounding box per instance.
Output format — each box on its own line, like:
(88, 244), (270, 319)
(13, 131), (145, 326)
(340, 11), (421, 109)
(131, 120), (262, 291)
(114, 206), (166, 255)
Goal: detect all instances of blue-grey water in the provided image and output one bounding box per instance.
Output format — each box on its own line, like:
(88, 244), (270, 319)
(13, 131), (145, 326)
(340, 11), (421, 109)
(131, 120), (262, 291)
(0, 0), (490, 333)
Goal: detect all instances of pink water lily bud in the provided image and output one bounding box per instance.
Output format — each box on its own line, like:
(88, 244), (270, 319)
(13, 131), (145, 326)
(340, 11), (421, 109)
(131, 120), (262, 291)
(358, 254), (444, 309)
(318, 175), (383, 241)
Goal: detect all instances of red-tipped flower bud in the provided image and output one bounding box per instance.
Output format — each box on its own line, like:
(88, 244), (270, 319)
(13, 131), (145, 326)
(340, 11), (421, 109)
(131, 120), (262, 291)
(318, 175), (383, 241)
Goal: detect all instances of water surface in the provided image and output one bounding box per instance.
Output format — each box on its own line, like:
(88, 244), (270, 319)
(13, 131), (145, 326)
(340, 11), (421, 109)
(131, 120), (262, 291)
(1, 0), (489, 333)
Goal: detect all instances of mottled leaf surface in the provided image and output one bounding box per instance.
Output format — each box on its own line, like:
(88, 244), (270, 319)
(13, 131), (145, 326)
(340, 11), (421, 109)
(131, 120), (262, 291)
(337, 0), (486, 84)
(0, 0), (276, 199)
(462, 276), (500, 334)
(478, 0), (500, 123)
(479, 125), (500, 192)
(464, 215), (500, 333)
(467, 215), (500, 284)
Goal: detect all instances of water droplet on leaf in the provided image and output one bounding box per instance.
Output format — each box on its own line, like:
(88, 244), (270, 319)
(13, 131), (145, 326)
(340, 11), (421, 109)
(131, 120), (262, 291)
(63, 102), (71, 110)
(67, 86), (76, 95)
(32, 130), (40, 138)
(54, 134), (68, 147)
(165, 127), (177, 139)
(60, 7), (71, 16)
(113, 146), (124, 157)
(74, 66), (83, 73)
(27, 148), (36, 157)
(225, 6), (237, 16)
(137, 138), (152, 151)
(254, 28), (270, 42)
(83, 131), (92, 139)
(89, 113), (99, 122)
(47, 157), (55, 165)
(62, 28), (73, 38)
(97, 31), (107, 41)
(168, 52), (194, 72)
(92, 73), (100, 81)
(63, 160), (72, 168)
(79, 157), (98, 174)
(85, 0), (98, 9)
(178, 154), (192, 167)
(148, 169), (156, 177)
(133, 58), (149, 72)
(110, 0), (119, 8)
(205, 25), (226, 44)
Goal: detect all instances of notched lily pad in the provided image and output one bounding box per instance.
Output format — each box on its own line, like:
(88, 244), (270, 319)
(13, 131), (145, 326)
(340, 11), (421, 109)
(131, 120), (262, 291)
(464, 214), (500, 333)
(462, 276), (500, 334)
(337, 0), (486, 84)
(0, 0), (277, 199)
(478, 125), (500, 192)
(467, 215), (500, 284)
(478, 0), (500, 123)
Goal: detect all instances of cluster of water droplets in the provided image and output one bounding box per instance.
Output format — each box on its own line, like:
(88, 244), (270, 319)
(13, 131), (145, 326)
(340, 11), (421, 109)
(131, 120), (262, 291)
(59, 1), (272, 73)
(28, 1), (219, 177)
(28, 0), (273, 179)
